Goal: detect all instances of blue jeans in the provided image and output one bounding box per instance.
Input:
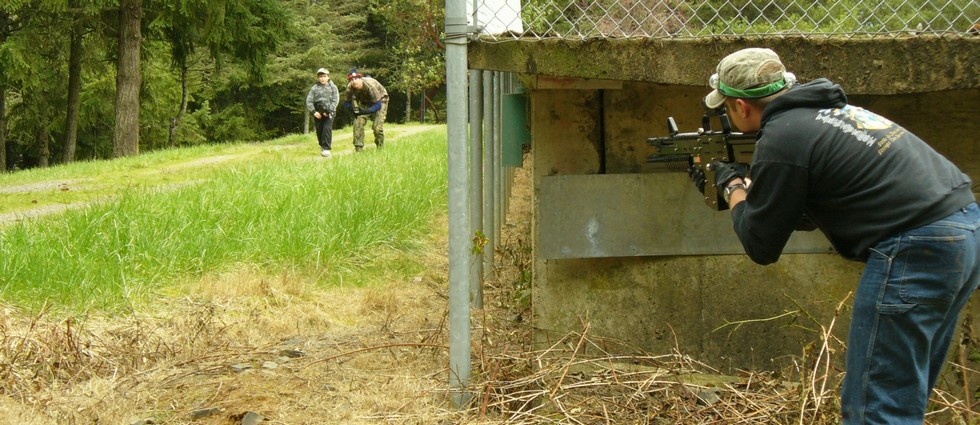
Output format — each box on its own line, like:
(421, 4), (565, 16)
(842, 202), (980, 424)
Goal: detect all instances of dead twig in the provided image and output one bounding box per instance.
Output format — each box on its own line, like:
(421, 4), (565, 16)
(303, 342), (447, 368)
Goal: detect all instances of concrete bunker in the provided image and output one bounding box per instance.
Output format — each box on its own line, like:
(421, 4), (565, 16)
(468, 35), (980, 374)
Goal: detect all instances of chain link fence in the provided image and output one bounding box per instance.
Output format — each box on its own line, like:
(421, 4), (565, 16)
(470, 0), (979, 40)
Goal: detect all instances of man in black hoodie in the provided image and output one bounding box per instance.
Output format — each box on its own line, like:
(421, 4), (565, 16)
(698, 47), (979, 424)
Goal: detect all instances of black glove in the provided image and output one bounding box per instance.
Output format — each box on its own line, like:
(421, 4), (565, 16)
(689, 166), (707, 195)
(712, 162), (749, 188)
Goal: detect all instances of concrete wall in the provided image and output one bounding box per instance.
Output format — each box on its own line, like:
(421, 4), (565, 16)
(469, 36), (977, 95)
(469, 36), (980, 374)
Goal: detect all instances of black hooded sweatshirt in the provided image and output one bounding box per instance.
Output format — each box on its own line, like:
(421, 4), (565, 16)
(731, 78), (975, 263)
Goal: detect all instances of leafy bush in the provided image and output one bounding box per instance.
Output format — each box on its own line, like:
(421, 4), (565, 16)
(694, 0), (977, 34)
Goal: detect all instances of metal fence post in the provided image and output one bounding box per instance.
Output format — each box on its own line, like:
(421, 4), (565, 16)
(469, 70), (484, 309)
(445, 0), (472, 408)
(483, 71), (495, 276)
(493, 73), (503, 250)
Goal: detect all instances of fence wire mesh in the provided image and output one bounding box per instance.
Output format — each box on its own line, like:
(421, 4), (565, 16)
(469, 0), (980, 40)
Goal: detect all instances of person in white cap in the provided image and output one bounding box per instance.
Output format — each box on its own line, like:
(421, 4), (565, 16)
(696, 47), (978, 424)
(306, 68), (339, 157)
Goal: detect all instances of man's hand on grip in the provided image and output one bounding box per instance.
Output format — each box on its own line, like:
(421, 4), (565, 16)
(712, 162), (749, 188)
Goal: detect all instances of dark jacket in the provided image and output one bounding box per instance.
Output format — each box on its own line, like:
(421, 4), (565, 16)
(731, 78), (975, 263)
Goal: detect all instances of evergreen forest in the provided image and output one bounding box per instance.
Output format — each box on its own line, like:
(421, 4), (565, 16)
(0, 0), (446, 171)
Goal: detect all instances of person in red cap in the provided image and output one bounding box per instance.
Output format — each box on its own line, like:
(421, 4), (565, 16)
(694, 47), (978, 424)
(344, 69), (388, 152)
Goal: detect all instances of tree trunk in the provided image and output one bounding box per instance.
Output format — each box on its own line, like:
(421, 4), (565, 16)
(112, 0), (142, 158)
(63, 7), (83, 163)
(168, 63), (189, 147)
(424, 91), (440, 123)
(405, 88), (412, 124)
(0, 89), (6, 172)
(37, 125), (50, 168)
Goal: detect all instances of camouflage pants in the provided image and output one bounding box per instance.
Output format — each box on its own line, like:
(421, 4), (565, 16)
(353, 101), (388, 149)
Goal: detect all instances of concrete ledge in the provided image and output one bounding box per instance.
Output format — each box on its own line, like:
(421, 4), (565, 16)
(468, 35), (979, 94)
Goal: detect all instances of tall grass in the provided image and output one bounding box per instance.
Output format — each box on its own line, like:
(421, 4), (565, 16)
(0, 128), (448, 312)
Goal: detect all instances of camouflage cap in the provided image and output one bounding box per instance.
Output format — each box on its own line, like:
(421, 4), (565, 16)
(704, 48), (790, 109)
(317, 68), (330, 75)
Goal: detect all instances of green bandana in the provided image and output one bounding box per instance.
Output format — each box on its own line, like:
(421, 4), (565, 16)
(719, 79), (787, 99)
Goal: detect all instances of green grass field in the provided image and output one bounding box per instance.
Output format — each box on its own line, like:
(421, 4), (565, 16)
(0, 124), (448, 313)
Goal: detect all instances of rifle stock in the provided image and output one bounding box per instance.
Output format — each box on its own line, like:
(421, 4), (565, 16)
(646, 109), (756, 211)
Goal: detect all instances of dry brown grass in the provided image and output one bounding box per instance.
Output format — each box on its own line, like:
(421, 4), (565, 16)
(0, 265), (460, 424)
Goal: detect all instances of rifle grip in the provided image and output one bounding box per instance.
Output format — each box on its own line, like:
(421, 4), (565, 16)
(703, 165), (728, 211)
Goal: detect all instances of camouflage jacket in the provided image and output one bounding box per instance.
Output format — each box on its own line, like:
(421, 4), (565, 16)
(345, 77), (388, 107)
(306, 80), (339, 114)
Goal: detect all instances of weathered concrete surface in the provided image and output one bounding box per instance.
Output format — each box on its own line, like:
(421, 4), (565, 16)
(469, 35), (979, 94)
(535, 254), (859, 371)
(538, 173), (835, 258)
(478, 36), (980, 374)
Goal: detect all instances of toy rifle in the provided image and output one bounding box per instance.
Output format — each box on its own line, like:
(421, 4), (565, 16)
(646, 108), (755, 211)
